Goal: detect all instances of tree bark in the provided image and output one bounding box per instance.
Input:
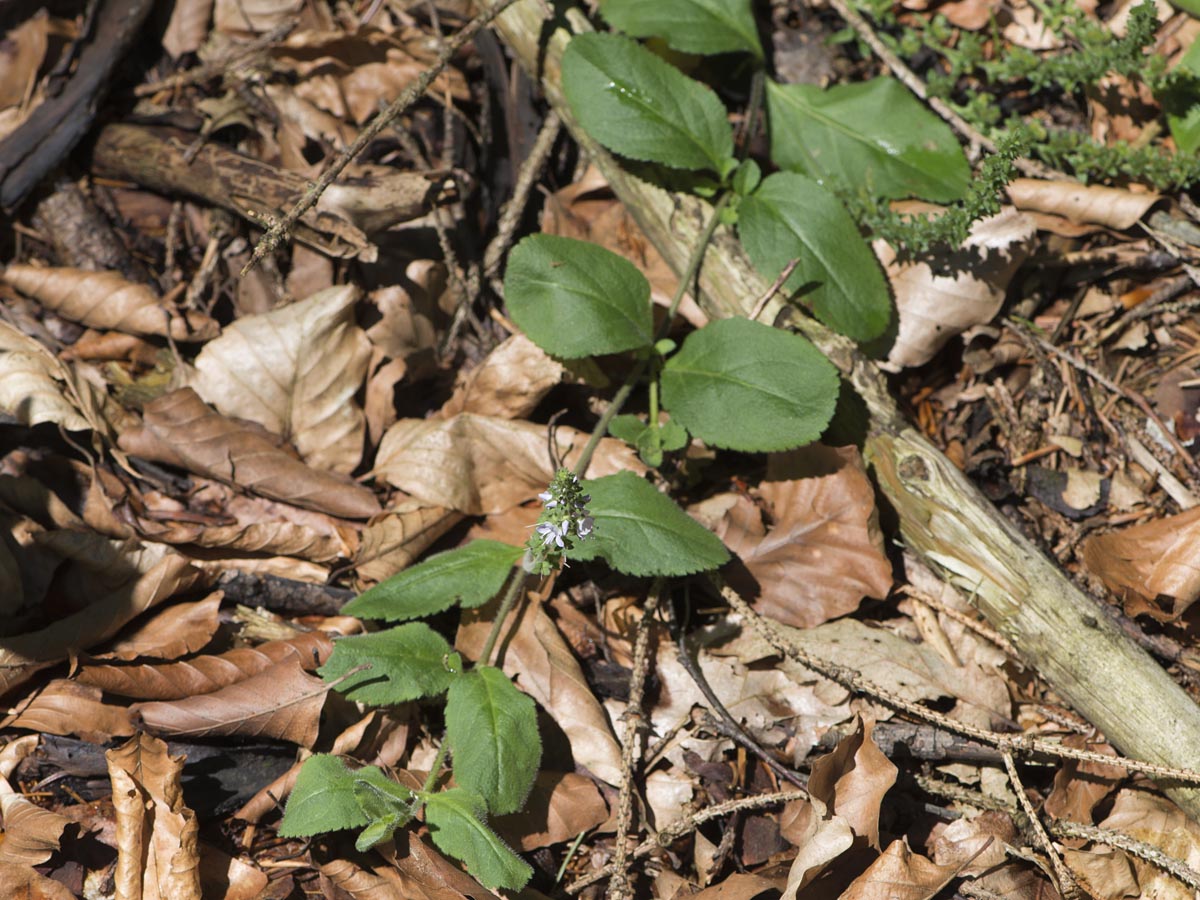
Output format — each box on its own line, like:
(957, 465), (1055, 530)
(481, 0), (1200, 819)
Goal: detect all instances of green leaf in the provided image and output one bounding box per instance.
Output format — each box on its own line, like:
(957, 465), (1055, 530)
(562, 32), (735, 174)
(738, 172), (890, 341)
(279, 755), (365, 837)
(766, 77), (970, 202)
(504, 235), (654, 358)
(351, 767), (415, 851)
(319, 623), (457, 705)
(660, 317), (839, 451)
(424, 788), (533, 891)
(609, 414), (647, 444)
(342, 541), (522, 622)
(567, 471), (729, 575)
(600, 0), (764, 59)
(447, 666), (541, 815)
(1167, 39), (1200, 154)
(731, 158), (762, 197)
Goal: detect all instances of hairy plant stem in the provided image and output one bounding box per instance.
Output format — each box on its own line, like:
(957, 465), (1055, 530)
(477, 551), (540, 666)
(421, 740), (450, 794)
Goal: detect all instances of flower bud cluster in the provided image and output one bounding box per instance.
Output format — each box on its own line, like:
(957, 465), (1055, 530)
(527, 468), (594, 575)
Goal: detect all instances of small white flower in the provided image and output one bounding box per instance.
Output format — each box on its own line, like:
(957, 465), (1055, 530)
(536, 521), (565, 548)
(576, 516), (594, 537)
(538, 490), (558, 509)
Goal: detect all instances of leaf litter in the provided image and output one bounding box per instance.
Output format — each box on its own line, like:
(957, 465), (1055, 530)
(0, 0), (1197, 898)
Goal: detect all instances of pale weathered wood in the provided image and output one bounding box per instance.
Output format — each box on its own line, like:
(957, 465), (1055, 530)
(482, 0), (1200, 818)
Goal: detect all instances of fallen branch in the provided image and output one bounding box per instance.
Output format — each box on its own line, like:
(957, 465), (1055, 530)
(481, 0), (1200, 821)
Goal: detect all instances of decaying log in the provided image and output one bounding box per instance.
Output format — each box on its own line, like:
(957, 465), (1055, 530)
(481, 0), (1200, 819)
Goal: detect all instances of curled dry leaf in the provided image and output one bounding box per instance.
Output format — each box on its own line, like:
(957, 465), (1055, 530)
(161, 0), (213, 57)
(3, 264), (218, 341)
(1082, 507), (1200, 620)
(364, 263), (446, 362)
(197, 844), (268, 900)
(0, 785), (71, 866)
(1061, 846), (1139, 900)
(132, 656), (329, 746)
(1, 679), (134, 741)
(132, 488), (358, 563)
(1007, 178), (1160, 230)
(839, 838), (961, 900)
(1097, 788), (1200, 896)
(318, 859), (407, 899)
(880, 207), (1035, 369)
(375, 412), (641, 515)
(0, 320), (97, 431)
(807, 715), (897, 850)
(458, 599), (623, 785)
(1043, 734), (1125, 823)
(79, 629), (333, 699)
(928, 810), (1016, 876)
(702, 445), (892, 629)
(440, 334), (565, 420)
(780, 798), (854, 900)
(213, 0), (299, 33)
(190, 285), (371, 474)
(118, 388), (381, 519)
(106, 733), (202, 900)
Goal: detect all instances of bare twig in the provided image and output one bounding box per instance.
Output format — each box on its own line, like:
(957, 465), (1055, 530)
(241, 0), (521, 275)
(1002, 751), (1081, 899)
(607, 582), (664, 900)
(484, 111), (564, 294)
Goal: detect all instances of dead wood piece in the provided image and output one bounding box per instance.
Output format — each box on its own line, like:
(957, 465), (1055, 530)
(216, 571), (354, 617)
(91, 125), (448, 262)
(482, 0), (1200, 821)
(0, 0), (156, 210)
(32, 180), (149, 282)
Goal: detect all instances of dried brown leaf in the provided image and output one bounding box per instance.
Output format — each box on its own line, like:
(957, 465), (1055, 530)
(725, 617), (1011, 730)
(808, 715), (897, 849)
(275, 28), (469, 125)
(79, 630), (333, 700)
(1007, 179), (1159, 230)
(364, 264), (446, 362)
(133, 656), (329, 746)
(928, 810), (1015, 876)
(0, 12), (54, 110)
(161, 0), (213, 57)
(380, 829), (502, 900)
(458, 600), (623, 784)
(1061, 846), (1139, 900)
(692, 873), (786, 900)
(0, 321), (97, 431)
(319, 858), (408, 900)
(492, 772), (608, 850)
(1, 679), (134, 740)
(190, 285), (371, 473)
(0, 863), (75, 899)
(1082, 507), (1200, 620)
(118, 388), (381, 519)
(3, 265), (218, 341)
(779, 798), (854, 900)
(106, 733), (201, 900)
(355, 501), (462, 584)
(198, 843), (269, 900)
(839, 838), (960, 900)
(0, 787), (70, 866)
(704, 445), (892, 629)
(98, 592), (222, 661)
(0, 537), (202, 696)
(214, 0), (300, 33)
(1043, 735), (1125, 824)
(1097, 788), (1200, 897)
(879, 208), (1035, 368)
(440, 334), (564, 420)
(375, 413), (640, 515)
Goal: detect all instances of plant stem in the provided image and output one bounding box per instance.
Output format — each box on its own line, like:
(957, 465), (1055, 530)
(421, 740), (450, 794)
(572, 192), (731, 480)
(477, 550), (538, 666)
